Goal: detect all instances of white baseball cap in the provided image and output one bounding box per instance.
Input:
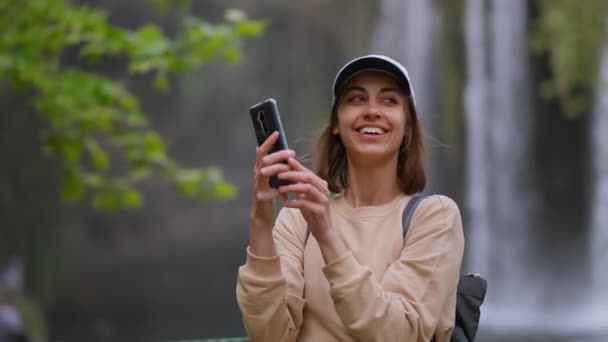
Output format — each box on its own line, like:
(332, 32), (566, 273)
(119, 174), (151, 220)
(332, 54), (417, 107)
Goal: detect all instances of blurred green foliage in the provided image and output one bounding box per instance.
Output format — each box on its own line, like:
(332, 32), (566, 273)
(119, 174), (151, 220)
(0, 0), (266, 211)
(530, 0), (608, 118)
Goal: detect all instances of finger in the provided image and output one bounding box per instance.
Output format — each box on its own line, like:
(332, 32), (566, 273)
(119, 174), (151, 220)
(286, 158), (330, 194)
(255, 188), (281, 202)
(262, 149), (296, 166)
(278, 170), (330, 197)
(277, 170), (310, 183)
(286, 156), (307, 171)
(258, 131), (280, 155)
(283, 198), (325, 214)
(278, 182), (327, 205)
(260, 163), (291, 177)
(255, 133), (280, 168)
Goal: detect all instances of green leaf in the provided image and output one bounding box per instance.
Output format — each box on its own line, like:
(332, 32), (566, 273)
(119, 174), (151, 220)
(130, 24), (170, 57)
(122, 189), (143, 208)
(61, 140), (82, 164)
(128, 59), (159, 73)
(154, 71), (169, 91)
(223, 47), (241, 64)
(86, 140), (110, 171)
(123, 111), (148, 126)
(0, 0), (263, 212)
(131, 166), (151, 180)
(203, 166), (222, 184)
(62, 171), (85, 202)
(174, 169), (203, 197)
(141, 131), (167, 163)
(81, 173), (104, 188)
(0, 53), (14, 69)
(92, 191), (122, 212)
(92, 149), (110, 171)
(235, 21), (266, 37)
(214, 181), (237, 200)
(120, 94), (139, 111)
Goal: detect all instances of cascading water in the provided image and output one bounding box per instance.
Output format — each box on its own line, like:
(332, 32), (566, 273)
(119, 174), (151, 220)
(465, 0), (535, 318)
(374, 0), (607, 338)
(486, 0), (535, 310)
(370, 0), (405, 58)
(463, 0), (490, 282)
(466, 1), (607, 338)
(590, 45), (608, 334)
(464, 0), (544, 334)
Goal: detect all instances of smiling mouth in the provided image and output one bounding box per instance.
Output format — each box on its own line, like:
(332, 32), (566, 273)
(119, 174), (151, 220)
(357, 127), (387, 135)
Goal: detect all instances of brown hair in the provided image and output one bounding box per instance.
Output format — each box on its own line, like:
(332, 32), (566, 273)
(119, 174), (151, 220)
(315, 96), (426, 195)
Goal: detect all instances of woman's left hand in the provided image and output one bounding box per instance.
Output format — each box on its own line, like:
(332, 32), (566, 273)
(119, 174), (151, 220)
(278, 157), (347, 263)
(277, 157), (332, 238)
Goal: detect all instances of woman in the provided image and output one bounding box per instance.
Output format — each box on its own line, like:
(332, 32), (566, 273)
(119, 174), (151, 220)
(236, 55), (464, 342)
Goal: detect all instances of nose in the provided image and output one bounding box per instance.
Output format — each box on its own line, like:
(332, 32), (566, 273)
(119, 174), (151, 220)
(363, 100), (382, 119)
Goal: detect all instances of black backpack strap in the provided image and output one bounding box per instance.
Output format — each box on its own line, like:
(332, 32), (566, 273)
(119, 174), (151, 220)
(402, 195), (436, 341)
(402, 195), (427, 238)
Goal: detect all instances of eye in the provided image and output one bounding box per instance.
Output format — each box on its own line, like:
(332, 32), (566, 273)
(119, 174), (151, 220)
(347, 95), (365, 104)
(382, 96), (399, 105)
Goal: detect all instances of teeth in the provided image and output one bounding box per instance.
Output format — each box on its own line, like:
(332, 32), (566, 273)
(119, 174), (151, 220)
(358, 127), (386, 135)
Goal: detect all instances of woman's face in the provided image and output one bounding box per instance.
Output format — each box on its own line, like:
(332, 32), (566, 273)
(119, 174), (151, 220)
(334, 70), (409, 165)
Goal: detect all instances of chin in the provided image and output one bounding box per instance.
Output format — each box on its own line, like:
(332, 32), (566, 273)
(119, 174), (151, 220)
(350, 148), (397, 162)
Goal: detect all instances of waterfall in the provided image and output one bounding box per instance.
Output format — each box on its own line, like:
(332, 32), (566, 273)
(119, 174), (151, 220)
(487, 0), (534, 307)
(370, 0), (405, 58)
(464, 0), (533, 304)
(463, 0), (491, 277)
(401, 0), (440, 191)
(464, 0), (540, 330)
(465, 1), (608, 337)
(590, 45), (608, 330)
(373, 0), (607, 337)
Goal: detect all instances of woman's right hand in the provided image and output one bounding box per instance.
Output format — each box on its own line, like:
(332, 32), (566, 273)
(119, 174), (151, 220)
(249, 131), (295, 256)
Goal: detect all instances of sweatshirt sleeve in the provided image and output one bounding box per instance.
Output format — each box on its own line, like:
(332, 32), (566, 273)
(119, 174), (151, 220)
(322, 195), (465, 342)
(236, 207), (307, 342)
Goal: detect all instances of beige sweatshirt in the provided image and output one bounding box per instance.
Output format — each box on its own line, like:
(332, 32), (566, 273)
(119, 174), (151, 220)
(236, 194), (465, 342)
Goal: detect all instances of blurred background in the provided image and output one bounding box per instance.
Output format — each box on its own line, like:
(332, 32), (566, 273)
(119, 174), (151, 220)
(0, 0), (607, 341)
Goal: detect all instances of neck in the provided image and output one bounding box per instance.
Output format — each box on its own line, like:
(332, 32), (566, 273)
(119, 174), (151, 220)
(344, 155), (401, 207)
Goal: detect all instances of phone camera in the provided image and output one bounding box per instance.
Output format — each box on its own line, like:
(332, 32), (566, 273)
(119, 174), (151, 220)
(257, 110), (268, 135)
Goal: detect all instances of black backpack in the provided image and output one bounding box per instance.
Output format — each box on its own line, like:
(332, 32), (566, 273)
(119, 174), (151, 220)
(403, 195), (487, 342)
(305, 195), (487, 341)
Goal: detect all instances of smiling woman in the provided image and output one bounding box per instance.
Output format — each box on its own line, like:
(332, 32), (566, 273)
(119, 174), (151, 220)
(318, 56), (426, 197)
(236, 55), (464, 342)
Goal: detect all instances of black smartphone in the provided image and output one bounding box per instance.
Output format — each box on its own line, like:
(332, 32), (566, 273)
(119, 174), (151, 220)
(249, 98), (292, 189)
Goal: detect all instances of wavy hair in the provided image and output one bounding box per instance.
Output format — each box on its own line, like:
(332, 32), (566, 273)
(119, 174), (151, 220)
(315, 96), (426, 195)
